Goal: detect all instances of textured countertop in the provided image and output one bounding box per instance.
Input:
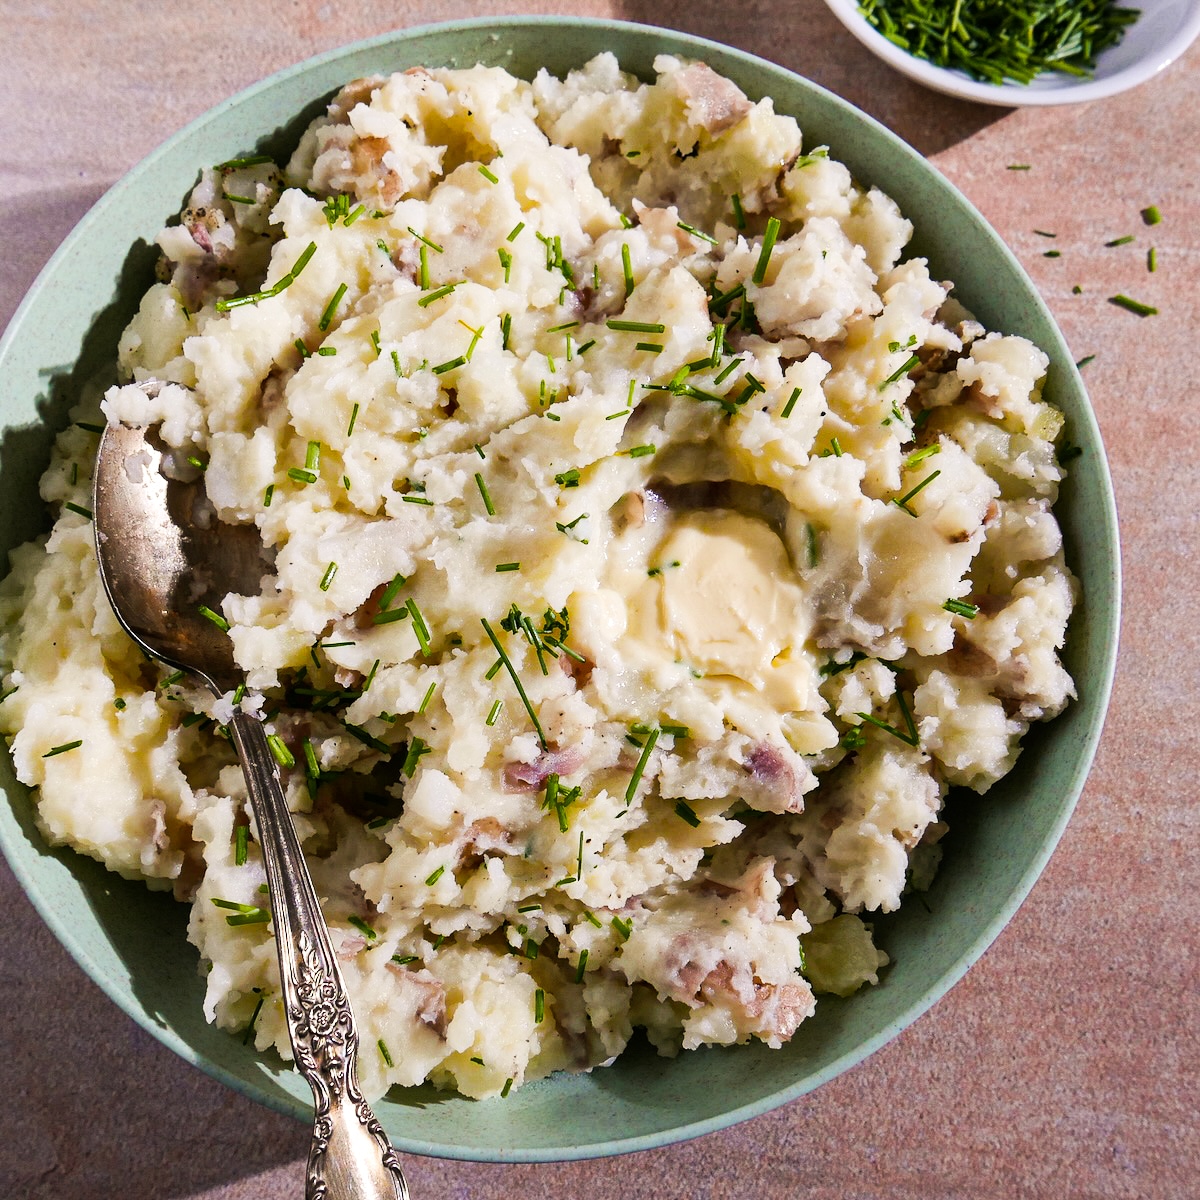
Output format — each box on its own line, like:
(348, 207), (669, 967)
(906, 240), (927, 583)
(2, 3), (1197, 1198)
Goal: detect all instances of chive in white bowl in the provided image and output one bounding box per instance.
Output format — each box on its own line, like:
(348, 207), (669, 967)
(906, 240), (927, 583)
(822, 0), (1200, 105)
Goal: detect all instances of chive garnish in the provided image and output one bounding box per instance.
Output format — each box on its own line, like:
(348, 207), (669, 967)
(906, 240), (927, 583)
(425, 865), (445, 885)
(478, 164), (499, 184)
(506, 221), (525, 242)
(418, 681), (436, 714)
(781, 387), (801, 418)
(485, 699), (503, 726)
(625, 444), (656, 458)
(893, 469), (941, 515)
(674, 800), (701, 828)
(1109, 294), (1158, 316)
(1147, 247), (1157, 273)
(480, 617), (547, 749)
(319, 562), (337, 592)
(1142, 205), (1162, 226)
(575, 949), (589, 982)
(730, 192), (747, 229)
(535, 988), (545, 1023)
(212, 898), (271, 926)
(497, 246), (513, 282)
(216, 153), (273, 170)
(611, 915), (632, 942)
(501, 1078), (513, 1098)
(407, 598), (432, 655)
(64, 501), (93, 520)
(554, 468), (581, 488)
(349, 915), (377, 940)
(432, 355), (467, 375)
(625, 726), (659, 803)
(621, 244), (635, 297)
(391, 954), (419, 966)
(879, 352), (921, 389)
(495, 562), (520, 573)
(401, 737), (431, 778)
(677, 221), (717, 245)
(1105, 235), (1135, 247)
(318, 282), (348, 330)
(266, 733), (294, 768)
(407, 227), (443, 252)
(42, 740), (82, 758)
(217, 241), (316, 311)
(418, 283), (458, 307)
(199, 605), (230, 632)
(752, 216), (781, 285)
(856, 691), (919, 748)
(378, 1039), (394, 1067)
(606, 319), (665, 334)
(943, 598), (980, 619)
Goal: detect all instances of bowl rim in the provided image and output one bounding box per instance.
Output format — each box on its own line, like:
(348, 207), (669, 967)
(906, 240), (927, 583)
(821, 0), (1200, 106)
(0, 13), (1122, 1162)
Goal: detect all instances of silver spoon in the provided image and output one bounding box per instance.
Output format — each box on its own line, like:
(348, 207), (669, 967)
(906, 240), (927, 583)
(92, 420), (409, 1200)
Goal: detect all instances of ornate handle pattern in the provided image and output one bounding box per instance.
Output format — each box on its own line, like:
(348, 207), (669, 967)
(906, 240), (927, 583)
(229, 711), (409, 1200)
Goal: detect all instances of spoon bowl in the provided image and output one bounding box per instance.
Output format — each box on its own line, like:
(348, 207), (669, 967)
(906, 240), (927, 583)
(92, 418), (410, 1200)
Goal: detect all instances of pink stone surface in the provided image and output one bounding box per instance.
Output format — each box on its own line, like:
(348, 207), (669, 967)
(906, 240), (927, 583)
(2, 3), (1197, 1197)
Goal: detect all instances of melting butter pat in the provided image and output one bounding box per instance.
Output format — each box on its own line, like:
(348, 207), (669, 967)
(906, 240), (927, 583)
(643, 511), (813, 699)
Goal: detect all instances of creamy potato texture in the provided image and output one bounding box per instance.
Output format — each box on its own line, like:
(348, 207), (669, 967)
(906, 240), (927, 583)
(0, 55), (1076, 1098)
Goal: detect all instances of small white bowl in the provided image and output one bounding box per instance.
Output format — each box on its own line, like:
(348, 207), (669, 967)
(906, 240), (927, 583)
(822, 0), (1200, 105)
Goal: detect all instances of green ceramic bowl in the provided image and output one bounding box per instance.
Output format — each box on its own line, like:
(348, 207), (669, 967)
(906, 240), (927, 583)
(0, 16), (1119, 1163)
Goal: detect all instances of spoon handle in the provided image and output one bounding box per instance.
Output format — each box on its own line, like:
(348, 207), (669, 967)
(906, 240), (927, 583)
(228, 711), (409, 1200)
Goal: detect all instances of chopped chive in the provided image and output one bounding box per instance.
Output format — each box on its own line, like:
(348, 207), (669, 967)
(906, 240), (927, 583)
(893, 469), (941, 514)
(418, 680), (436, 714)
(198, 605), (231, 632)
(607, 319), (665, 334)
(501, 1078), (513, 1098)
(319, 561), (337, 592)
(575, 949), (589, 981)
(1147, 247), (1157, 273)
(1076, 354), (1096, 369)
(391, 954), (419, 966)
(752, 216), (781, 285)
(216, 153), (274, 170)
(478, 163), (499, 184)
(480, 617), (547, 749)
(1007, 163), (1031, 171)
(407, 226), (443, 253)
(611, 915), (632, 942)
(1043, 250), (1061, 258)
(497, 246), (513, 282)
(943, 598), (980, 619)
(1108, 294), (1157, 316)
(879, 352), (921, 389)
(346, 402), (360, 437)
(506, 221), (525, 242)
(625, 444), (656, 458)
(341, 721), (391, 754)
(235, 820), (252, 868)
(407, 598), (432, 655)
(401, 737), (431, 778)
(674, 800), (701, 828)
(473, 472), (496, 516)
(64, 501), (93, 520)
(42, 740), (82, 758)
(266, 733), (295, 768)
(500, 312), (512, 350)
(485, 699), (503, 726)
(535, 988), (545, 1023)
(730, 192), (746, 229)
(349, 915), (377, 940)
(781, 387), (801, 418)
(625, 726), (659, 803)
(217, 240), (316, 311)
(378, 1039), (394, 1067)
(1142, 205), (1162, 226)
(1034, 229), (1057, 238)
(318, 282), (348, 330)
(418, 283), (458, 307)
(425, 865), (445, 886)
(905, 443), (941, 468)
(401, 494), (433, 506)
(432, 355), (466, 375)
(621, 243), (634, 297)
(677, 220), (717, 245)
(378, 572), (407, 612)
(303, 740), (320, 778)
(1105, 235), (1135, 247)
(495, 562), (520, 573)
(554, 468), (581, 488)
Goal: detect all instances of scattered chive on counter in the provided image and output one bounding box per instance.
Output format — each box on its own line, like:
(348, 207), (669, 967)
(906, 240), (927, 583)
(857, 0), (1140, 85)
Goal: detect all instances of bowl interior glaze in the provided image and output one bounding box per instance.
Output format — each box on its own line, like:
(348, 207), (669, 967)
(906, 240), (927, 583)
(0, 17), (1119, 1162)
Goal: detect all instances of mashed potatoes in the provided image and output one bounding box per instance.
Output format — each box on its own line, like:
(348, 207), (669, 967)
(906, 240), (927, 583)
(0, 55), (1076, 1099)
